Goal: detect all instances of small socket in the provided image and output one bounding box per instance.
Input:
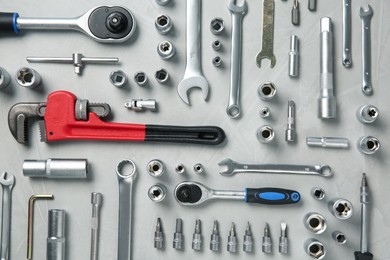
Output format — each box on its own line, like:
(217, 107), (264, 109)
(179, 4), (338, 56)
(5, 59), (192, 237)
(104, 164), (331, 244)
(134, 72), (148, 86)
(212, 40), (222, 51)
(147, 159), (165, 177)
(157, 41), (175, 60)
(212, 56), (222, 67)
(328, 198), (353, 220)
(258, 82), (277, 100)
(155, 0), (170, 6)
(0, 67), (11, 89)
(304, 239), (326, 259)
(332, 231), (347, 244)
(148, 184), (167, 202)
(257, 125), (275, 143)
(155, 68), (169, 83)
(175, 164), (185, 174)
(260, 107), (270, 118)
(109, 70), (128, 88)
(155, 14), (173, 34)
(210, 18), (225, 35)
(311, 187), (326, 201)
(304, 213), (327, 234)
(193, 163), (204, 174)
(16, 67), (41, 88)
(357, 136), (380, 155)
(357, 105), (379, 124)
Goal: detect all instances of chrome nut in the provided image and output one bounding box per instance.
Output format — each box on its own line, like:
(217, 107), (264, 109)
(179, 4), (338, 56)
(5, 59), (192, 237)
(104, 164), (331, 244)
(148, 184), (167, 202)
(16, 67), (41, 89)
(210, 18), (225, 35)
(155, 68), (169, 83)
(258, 82), (277, 100)
(157, 41), (175, 60)
(134, 72), (148, 87)
(357, 136), (380, 155)
(155, 14), (173, 34)
(147, 159), (165, 177)
(109, 70), (128, 88)
(257, 125), (275, 143)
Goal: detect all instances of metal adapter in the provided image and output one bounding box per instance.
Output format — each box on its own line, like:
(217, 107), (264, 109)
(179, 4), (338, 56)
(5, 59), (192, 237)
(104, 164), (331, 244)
(311, 187), (326, 200)
(124, 99), (157, 112)
(23, 159), (88, 178)
(47, 209), (66, 260)
(306, 137), (349, 149)
(332, 231), (347, 244)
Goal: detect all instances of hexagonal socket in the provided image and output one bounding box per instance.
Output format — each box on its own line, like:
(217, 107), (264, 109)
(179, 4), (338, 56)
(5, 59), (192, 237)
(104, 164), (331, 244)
(109, 70), (128, 88)
(304, 239), (326, 259)
(134, 72), (148, 86)
(304, 213), (327, 234)
(212, 56), (222, 67)
(210, 18), (225, 35)
(148, 184), (167, 202)
(311, 187), (326, 200)
(258, 82), (277, 100)
(157, 41), (175, 60)
(212, 40), (222, 51)
(155, 14), (173, 34)
(357, 136), (380, 155)
(257, 125), (275, 143)
(147, 159), (165, 177)
(16, 67), (41, 89)
(155, 68), (169, 83)
(260, 107), (270, 118)
(332, 231), (347, 244)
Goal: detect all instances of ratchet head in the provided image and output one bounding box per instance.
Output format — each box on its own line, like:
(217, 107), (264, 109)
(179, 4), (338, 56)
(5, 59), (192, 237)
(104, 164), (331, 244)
(218, 158), (238, 176)
(359, 5), (373, 19)
(177, 76), (209, 105)
(0, 172), (15, 188)
(228, 0), (248, 14)
(174, 182), (213, 206)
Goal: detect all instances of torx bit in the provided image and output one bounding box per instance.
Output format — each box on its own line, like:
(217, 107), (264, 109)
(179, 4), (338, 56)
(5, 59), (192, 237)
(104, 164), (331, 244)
(243, 222), (253, 253)
(285, 100), (296, 142)
(154, 218), (164, 249)
(292, 0), (300, 26)
(354, 173), (373, 260)
(279, 222), (288, 254)
(192, 219), (202, 251)
(90, 193), (102, 260)
(262, 223), (272, 254)
(308, 0), (317, 11)
(227, 222), (238, 253)
(210, 220), (220, 252)
(173, 218), (183, 250)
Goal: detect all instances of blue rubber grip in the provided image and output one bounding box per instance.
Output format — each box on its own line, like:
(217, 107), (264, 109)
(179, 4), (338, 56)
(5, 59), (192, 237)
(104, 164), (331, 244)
(244, 188), (300, 205)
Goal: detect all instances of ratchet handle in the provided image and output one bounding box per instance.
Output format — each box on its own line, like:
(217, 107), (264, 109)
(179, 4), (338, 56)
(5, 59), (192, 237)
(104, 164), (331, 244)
(245, 188), (300, 205)
(0, 12), (19, 33)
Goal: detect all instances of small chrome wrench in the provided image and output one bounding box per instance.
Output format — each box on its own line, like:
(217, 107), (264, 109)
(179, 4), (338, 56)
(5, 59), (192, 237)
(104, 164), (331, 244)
(359, 5), (374, 96)
(116, 160), (137, 260)
(226, 0), (247, 118)
(0, 172), (15, 260)
(342, 0), (352, 68)
(177, 0), (209, 105)
(218, 158), (332, 177)
(256, 0), (276, 68)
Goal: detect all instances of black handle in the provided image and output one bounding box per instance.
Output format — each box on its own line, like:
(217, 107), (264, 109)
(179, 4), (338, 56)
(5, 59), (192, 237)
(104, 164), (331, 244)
(0, 12), (19, 33)
(245, 188), (301, 205)
(145, 125), (226, 145)
(354, 252), (373, 260)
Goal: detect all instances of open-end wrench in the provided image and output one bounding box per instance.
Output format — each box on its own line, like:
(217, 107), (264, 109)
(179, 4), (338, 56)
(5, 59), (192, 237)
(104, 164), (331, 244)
(342, 0), (352, 68)
(174, 181), (300, 206)
(0, 172), (15, 260)
(177, 0), (209, 105)
(218, 158), (333, 177)
(256, 0), (276, 68)
(0, 6), (136, 43)
(226, 0), (247, 118)
(359, 5), (374, 96)
(116, 160), (137, 260)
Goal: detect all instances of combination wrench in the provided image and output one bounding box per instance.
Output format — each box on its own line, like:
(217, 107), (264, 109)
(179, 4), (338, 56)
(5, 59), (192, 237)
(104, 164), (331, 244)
(359, 5), (374, 96)
(0, 6), (136, 43)
(256, 0), (276, 68)
(342, 0), (352, 68)
(218, 158), (333, 178)
(0, 172), (15, 260)
(226, 0), (247, 118)
(116, 160), (137, 260)
(177, 0), (209, 105)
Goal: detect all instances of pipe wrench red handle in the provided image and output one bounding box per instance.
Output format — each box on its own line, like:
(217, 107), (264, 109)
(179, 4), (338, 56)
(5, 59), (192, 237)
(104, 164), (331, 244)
(41, 91), (225, 145)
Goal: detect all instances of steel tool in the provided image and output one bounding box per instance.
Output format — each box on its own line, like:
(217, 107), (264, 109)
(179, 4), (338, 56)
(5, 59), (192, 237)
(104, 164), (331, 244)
(47, 209), (65, 260)
(279, 223), (288, 254)
(354, 173), (373, 260)
(304, 238), (326, 259)
(359, 5), (374, 95)
(110, 70), (128, 88)
(256, 0), (276, 68)
(226, 0), (247, 118)
(192, 219), (202, 250)
(23, 158), (88, 178)
(243, 222), (253, 252)
(342, 0), (352, 68)
(16, 67), (41, 89)
(262, 223), (272, 253)
(154, 218), (164, 249)
(218, 158), (332, 177)
(357, 105), (379, 124)
(308, 0), (317, 11)
(291, 0), (300, 26)
(90, 193), (102, 260)
(8, 91), (225, 145)
(173, 219), (183, 250)
(116, 159), (137, 260)
(333, 231), (347, 244)
(177, 0), (209, 105)
(328, 198), (353, 220)
(227, 223), (237, 253)
(210, 220), (220, 251)
(0, 6), (136, 43)
(125, 99), (157, 112)
(155, 15), (173, 35)
(306, 137), (349, 149)
(174, 181), (300, 206)
(285, 100), (296, 142)
(0, 172), (14, 260)
(0, 67), (11, 90)
(288, 35), (299, 78)
(304, 213), (327, 234)
(357, 136), (380, 155)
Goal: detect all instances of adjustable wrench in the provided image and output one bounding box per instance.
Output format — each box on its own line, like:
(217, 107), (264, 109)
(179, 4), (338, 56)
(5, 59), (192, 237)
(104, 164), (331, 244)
(177, 0), (209, 105)
(359, 5), (374, 96)
(218, 158), (332, 177)
(256, 0), (276, 68)
(116, 160), (137, 260)
(226, 0), (247, 118)
(342, 0), (352, 68)
(0, 172), (15, 260)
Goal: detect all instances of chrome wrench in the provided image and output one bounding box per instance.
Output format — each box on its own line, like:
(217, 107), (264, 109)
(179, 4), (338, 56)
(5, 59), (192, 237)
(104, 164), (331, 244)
(218, 158), (332, 177)
(226, 0), (247, 118)
(116, 160), (137, 260)
(0, 172), (15, 260)
(177, 0), (209, 105)
(342, 0), (352, 68)
(256, 0), (276, 68)
(359, 5), (374, 96)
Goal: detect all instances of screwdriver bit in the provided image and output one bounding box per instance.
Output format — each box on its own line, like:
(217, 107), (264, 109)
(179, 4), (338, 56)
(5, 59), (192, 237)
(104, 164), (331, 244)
(243, 222), (253, 252)
(173, 218), (183, 250)
(227, 222), (238, 253)
(154, 218), (164, 249)
(308, 0), (317, 11)
(210, 220), (220, 252)
(279, 222), (288, 254)
(292, 0), (300, 26)
(192, 219), (202, 251)
(262, 223), (272, 254)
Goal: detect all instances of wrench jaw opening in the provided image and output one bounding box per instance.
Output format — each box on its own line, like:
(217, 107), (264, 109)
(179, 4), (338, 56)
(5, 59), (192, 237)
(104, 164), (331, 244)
(256, 52), (276, 68)
(217, 158), (238, 176)
(174, 182), (213, 206)
(177, 76), (209, 106)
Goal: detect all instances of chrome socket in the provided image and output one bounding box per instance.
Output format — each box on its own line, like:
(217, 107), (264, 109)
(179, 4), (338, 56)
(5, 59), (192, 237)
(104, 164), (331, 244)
(357, 105), (379, 123)
(47, 209), (66, 260)
(155, 68), (169, 83)
(311, 187), (326, 201)
(0, 67), (11, 89)
(157, 41), (175, 60)
(210, 18), (225, 35)
(257, 125), (275, 143)
(23, 159), (88, 178)
(304, 213), (327, 234)
(212, 40), (222, 51)
(328, 198), (353, 220)
(134, 72), (148, 86)
(124, 99), (157, 112)
(357, 136), (380, 155)
(155, 0), (170, 6)
(175, 164), (185, 174)
(148, 184), (167, 202)
(289, 35), (299, 78)
(16, 67), (41, 88)
(147, 160), (165, 177)
(212, 56), (222, 67)
(258, 82), (277, 100)
(306, 137), (349, 149)
(332, 231), (347, 244)
(155, 14), (173, 34)
(304, 238), (326, 259)
(193, 163), (204, 174)
(109, 70), (128, 88)
(260, 107), (270, 118)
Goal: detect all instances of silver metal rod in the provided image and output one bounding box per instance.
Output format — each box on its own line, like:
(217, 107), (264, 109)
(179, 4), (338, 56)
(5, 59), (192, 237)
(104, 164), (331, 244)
(212, 190), (245, 201)
(342, 0), (352, 67)
(90, 193), (102, 260)
(360, 173), (369, 253)
(47, 209), (65, 260)
(306, 137), (349, 149)
(17, 18), (80, 31)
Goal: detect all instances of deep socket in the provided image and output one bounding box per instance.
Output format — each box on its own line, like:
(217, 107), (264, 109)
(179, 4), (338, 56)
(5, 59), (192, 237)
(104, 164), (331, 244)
(47, 209), (65, 260)
(23, 159), (88, 178)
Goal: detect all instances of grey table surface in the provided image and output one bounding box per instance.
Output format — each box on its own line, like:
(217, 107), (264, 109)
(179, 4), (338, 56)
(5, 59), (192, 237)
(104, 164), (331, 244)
(0, 0), (389, 259)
